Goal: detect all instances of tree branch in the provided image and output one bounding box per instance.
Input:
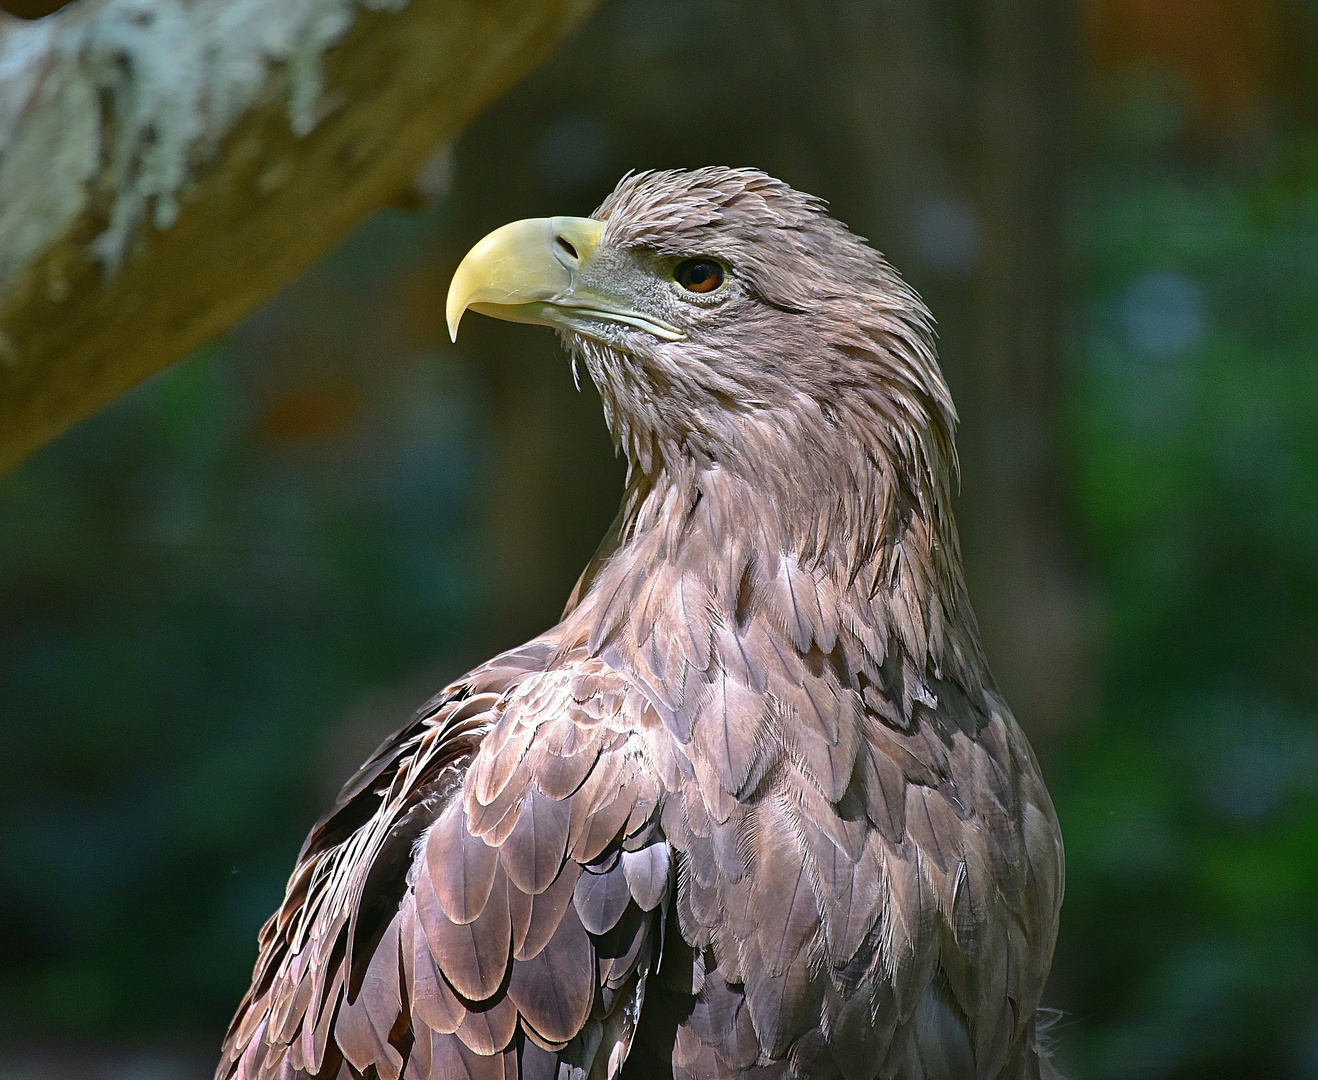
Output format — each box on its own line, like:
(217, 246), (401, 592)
(0, 0), (597, 472)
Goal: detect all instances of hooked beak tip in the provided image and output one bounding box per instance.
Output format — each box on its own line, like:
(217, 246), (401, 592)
(445, 216), (603, 341)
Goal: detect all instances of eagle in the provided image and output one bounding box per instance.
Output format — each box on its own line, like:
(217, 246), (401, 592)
(217, 168), (1064, 1080)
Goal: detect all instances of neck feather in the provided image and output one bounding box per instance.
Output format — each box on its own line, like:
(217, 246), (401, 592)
(559, 404), (989, 711)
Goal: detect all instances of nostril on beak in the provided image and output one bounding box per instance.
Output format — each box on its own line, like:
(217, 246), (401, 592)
(555, 235), (579, 261)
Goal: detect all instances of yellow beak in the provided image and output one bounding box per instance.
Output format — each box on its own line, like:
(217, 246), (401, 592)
(446, 216), (684, 343)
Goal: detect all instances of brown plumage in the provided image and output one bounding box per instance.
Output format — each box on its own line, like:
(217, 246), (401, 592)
(217, 168), (1064, 1080)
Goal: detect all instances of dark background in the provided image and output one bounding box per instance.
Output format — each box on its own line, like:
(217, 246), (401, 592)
(2, 1), (1317, 1077)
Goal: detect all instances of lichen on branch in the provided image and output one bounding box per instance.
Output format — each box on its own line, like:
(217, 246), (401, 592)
(0, 0), (597, 474)
(0, 0), (412, 291)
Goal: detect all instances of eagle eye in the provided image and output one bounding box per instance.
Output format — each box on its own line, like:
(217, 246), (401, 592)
(674, 258), (724, 294)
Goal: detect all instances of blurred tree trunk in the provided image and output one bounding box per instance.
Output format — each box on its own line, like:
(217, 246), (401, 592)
(799, 0), (1087, 744)
(959, 0), (1086, 746)
(820, 0), (1087, 743)
(0, 0), (597, 475)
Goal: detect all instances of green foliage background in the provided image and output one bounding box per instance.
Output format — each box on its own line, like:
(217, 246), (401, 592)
(1, 2), (1316, 1078)
(1052, 132), (1318, 1074)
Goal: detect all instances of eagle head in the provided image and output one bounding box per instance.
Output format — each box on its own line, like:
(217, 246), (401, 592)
(447, 167), (956, 493)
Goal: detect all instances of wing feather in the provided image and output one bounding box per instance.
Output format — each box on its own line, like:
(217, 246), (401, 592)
(506, 902), (596, 1045)
(455, 995), (519, 1056)
(220, 646), (671, 1080)
(430, 807), (499, 926)
(621, 841), (671, 912)
(515, 860), (582, 962)
(500, 787), (572, 895)
(418, 847), (511, 1002)
(334, 912), (404, 1080)
(573, 858), (634, 936)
